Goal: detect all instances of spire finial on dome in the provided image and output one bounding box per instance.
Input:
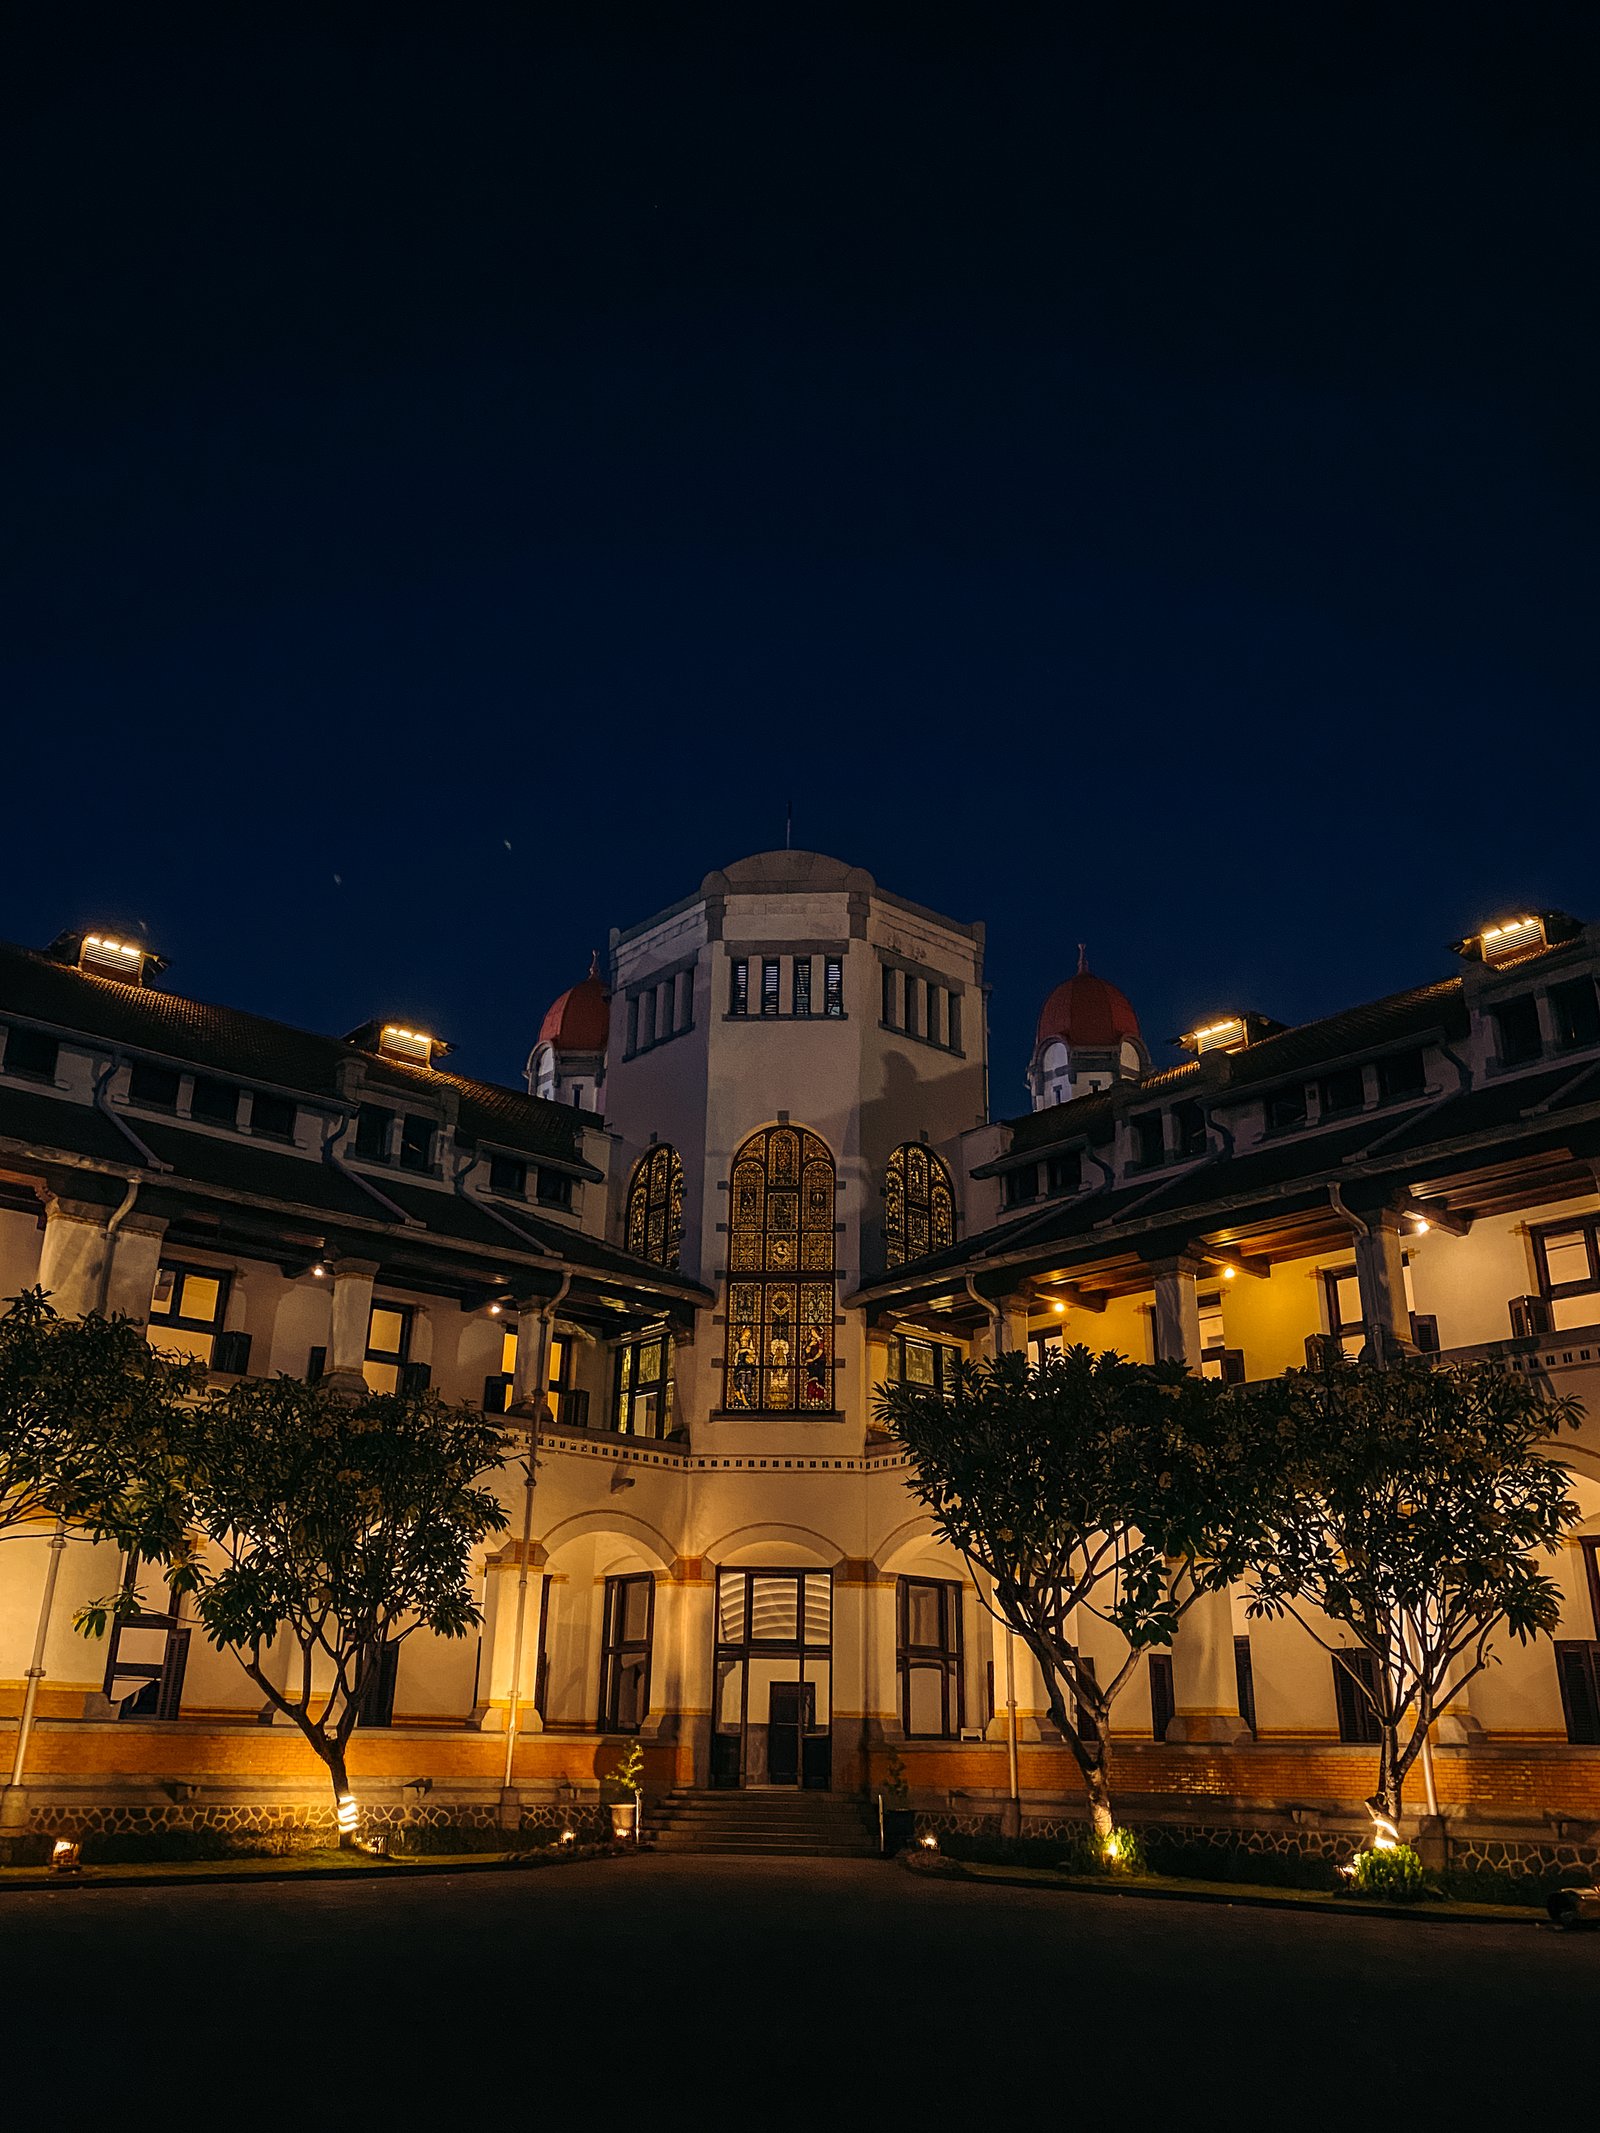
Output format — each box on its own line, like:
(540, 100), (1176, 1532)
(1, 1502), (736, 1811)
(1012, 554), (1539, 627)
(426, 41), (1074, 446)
(588, 948), (600, 979)
(1077, 942), (1088, 975)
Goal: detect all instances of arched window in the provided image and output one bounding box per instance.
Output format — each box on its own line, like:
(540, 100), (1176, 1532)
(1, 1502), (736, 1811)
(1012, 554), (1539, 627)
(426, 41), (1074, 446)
(626, 1144), (684, 1269)
(724, 1125), (836, 1412)
(883, 1142), (955, 1270)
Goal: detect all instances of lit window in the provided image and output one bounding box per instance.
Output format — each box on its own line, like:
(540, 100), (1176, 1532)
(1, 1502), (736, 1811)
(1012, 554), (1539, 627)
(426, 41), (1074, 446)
(614, 1332), (673, 1436)
(886, 1334), (960, 1394)
(724, 1124), (836, 1412)
(626, 1144), (684, 1269)
(1324, 1268), (1365, 1359)
(1535, 1219), (1600, 1331)
(883, 1142), (956, 1270)
(149, 1263), (229, 1365)
(364, 1303), (413, 1394)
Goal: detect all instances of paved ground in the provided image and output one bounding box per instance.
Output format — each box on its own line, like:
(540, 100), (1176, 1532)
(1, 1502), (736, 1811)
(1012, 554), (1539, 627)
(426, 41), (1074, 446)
(4, 1855), (1589, 2123)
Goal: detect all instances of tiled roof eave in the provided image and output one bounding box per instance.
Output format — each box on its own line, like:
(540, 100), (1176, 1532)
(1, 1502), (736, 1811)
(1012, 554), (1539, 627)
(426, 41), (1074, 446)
(854, 1092), (1600, 1305)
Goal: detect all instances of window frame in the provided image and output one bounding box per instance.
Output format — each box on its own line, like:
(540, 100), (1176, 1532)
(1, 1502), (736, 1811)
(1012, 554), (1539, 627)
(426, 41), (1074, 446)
(1332, 1648), (1383, 1743)
(823, 956), (844, 1017)
(364, 1300), (414, 1394)
(792, 957), (812, 1017)
(729, 958), (749, 1016)
(897, 1576), (965, 1739)
(148, 1260), (231, 1364)
(3, 1026), (60, 1082)
(882, 1141), (956, 1271)
(1532, 1216), (1600, 1303)
(1323, 1265), (1366, 1358)
(613, 1331), (674, 1438)
(598, 1573), (655, 1734)
(722, 1124), (838, 1414)
(625, 1143), (685, 1268)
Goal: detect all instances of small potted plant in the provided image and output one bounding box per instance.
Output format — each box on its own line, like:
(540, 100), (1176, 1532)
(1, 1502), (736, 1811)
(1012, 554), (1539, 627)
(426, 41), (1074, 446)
(604, 1740), (645, 1841)
(878, 1748), (917, 1857)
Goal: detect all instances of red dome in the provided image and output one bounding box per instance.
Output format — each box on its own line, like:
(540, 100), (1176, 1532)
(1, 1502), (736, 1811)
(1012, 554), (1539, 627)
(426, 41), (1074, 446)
(1035, 953), (1141, 1051)
(538, 960), (610, 1052)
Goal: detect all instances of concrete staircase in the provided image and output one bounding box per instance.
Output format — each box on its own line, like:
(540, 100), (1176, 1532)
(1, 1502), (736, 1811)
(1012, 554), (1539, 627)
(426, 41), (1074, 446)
(647, 1788), (878, 1858)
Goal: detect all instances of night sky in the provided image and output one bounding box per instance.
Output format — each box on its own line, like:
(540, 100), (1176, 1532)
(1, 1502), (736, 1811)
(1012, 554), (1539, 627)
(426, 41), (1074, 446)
(4, 10), (1596, 1115)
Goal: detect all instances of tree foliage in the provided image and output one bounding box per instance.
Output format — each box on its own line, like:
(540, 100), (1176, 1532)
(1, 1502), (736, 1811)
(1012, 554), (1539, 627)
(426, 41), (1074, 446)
(877, 1344), (1277, 1838)
(174, 1374), (510, 1833)
(0, 1287), (203, 1556)
(1247, 1356), (1581, 1821)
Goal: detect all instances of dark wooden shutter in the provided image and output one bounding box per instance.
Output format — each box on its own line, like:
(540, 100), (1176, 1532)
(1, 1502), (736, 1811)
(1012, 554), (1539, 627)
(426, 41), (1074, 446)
(398, 1361), (432, 1397)
(212, 1330), (252, 1375)
(1554, 1642), (1600, 1745)
(307, 1345), (327, 1382)
(482, 1374), (510, 1414)
(1234, 1636), (1257, 1737)
(1333, 1649), (1382, 1743)
(1149, 1653), (1175, 1741)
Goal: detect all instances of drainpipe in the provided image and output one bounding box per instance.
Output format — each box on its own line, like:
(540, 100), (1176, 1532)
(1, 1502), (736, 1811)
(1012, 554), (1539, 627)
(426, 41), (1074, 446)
(964, 1274), (1006, 1356)
(1002, 1626), (1022, 1839)
(321, 1107), (422, 1226)
(500, 1271), (573, 1811)
(92, 1055), (172, 1176)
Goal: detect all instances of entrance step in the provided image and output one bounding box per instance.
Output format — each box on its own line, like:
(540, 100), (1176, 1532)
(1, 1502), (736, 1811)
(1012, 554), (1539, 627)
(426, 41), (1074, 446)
(647, 1789), (876, 1858)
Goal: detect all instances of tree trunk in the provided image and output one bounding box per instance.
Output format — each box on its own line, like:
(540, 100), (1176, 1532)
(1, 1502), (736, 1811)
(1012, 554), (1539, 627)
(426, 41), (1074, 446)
(1371, 1727), (1403, 1829)
(323, 1739), (358, 1848)
(1085, 1761), (1115, 1847)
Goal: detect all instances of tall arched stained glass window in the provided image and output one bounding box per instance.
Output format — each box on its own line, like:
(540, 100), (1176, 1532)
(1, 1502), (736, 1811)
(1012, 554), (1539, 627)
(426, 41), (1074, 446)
(626, 1144), (684, 1270)
(883, 1143), (956, 1270)
(724, 1125), (836, 1412)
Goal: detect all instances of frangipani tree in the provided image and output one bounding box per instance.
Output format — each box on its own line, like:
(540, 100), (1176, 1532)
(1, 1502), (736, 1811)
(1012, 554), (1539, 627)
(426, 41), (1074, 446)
(1247, 1356), (1582, 1826)
(878, 1344), (1277, 1843)
(0, 1287), (203, 1556)
(166, 1373), (509, 1841)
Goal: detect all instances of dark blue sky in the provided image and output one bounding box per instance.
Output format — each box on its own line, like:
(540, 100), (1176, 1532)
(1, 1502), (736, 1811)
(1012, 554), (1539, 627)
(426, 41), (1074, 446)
(4, 9), (1596, 1115)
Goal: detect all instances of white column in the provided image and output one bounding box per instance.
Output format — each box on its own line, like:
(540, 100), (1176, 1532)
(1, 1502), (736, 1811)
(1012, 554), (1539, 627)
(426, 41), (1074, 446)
(1150, 1253), (1250, 1745)
(103, 1214), (168, 1325)
(476, 1542), (545, 1733)
(37, 1194), (111, 1316)
(325, 1259), (378, 1392)
(671, 1561), (715, 1786)
(1354, 1208), (1417, 1362)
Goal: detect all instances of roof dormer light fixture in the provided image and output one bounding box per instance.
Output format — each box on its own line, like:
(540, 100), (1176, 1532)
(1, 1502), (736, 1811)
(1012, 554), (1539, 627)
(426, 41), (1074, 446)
(1188, 1016), (1248, 1056)
(1479, 915), (1546, 965)
(80, 932), (146, 979)
(378, 1023), (438, 1065)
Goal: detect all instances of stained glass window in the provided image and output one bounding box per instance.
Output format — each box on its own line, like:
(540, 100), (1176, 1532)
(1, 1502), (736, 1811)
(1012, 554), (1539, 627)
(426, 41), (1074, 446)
(625, 1144), (685, 1270)
(882, 1142), (956, 1271)
(723, 1125), (837, 1413)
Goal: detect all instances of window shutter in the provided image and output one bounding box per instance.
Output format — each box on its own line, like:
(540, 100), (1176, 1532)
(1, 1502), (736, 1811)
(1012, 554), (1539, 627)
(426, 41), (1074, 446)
(1554, 1642), (1600, 1745)
(482, 1374), (510, 1414)
(212, 1330), (252, 1375)
(307, 1345), (327, 1383)
(1149, 1653), (1175, 1741)
(1233, 1636), (1257, 1737)
(399, 1361), (432, 1397)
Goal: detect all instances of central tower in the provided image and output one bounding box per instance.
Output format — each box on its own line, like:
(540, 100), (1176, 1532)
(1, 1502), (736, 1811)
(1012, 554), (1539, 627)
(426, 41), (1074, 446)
(603, 849), (986, 1452)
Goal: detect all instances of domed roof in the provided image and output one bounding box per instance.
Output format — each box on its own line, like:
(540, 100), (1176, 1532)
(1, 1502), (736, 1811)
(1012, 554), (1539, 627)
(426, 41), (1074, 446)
(1036, 947), (1141, 1052)
(538, 955), (610, 1052)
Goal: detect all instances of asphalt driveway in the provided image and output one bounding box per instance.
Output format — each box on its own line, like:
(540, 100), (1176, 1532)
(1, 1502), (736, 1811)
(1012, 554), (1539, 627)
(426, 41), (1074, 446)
(3, 1855), (1585, 2124)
